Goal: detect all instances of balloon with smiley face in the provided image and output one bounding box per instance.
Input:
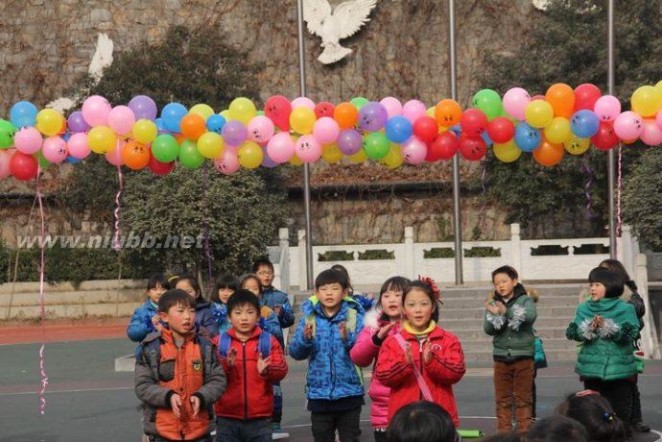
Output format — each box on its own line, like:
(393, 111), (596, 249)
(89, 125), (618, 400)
(459, 135), (487, 161)
(42, 136), (68, 164)
(122, 140), (151, 170)
(434, 99), (462, 128)
(514, 122), (542, 153)
(613, 111), (643, 140)
(590, 122), (619, 150)
(264, 95), (292, 132)
(563, 135), (591, 155)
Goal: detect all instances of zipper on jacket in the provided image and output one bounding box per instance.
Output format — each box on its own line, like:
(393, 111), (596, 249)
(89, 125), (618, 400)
(242, 341), (248, 420)
(418, 339), (425, 400)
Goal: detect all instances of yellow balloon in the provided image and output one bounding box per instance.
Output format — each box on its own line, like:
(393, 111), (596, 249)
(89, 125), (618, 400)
(290, 107), (316, 134)
(237, 140), (263, 169)
(322, 143), (343, 164)
(220, 110), (231, 121)
(189, 104), (215, 120)
(525, 100), (554, 129)
(88, 126), (117, 154)
(289, 154), (304, 166)
(133, 119), (158, 144)
(631, 85), (662, 117)
(655, 80), (662, 96)
(229, 97), (256, 124)
(493, 140), (522, 163)
(563, 135), (591, 155)
(348, 149), (367, 164)
(197, 132), (225, 159)
(426, 106), (435, 117)
(544, 117), (572, 144)
(36, 109), (63, 136)
(381, 144), (403, 169)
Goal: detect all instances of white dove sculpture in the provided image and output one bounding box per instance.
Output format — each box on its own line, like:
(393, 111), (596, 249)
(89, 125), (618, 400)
(303, 0), (378, 64)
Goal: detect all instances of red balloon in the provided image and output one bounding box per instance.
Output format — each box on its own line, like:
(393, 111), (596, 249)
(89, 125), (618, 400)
(314, 101), (335, 119)
(460, 108), (488, 138)
(487, 117), (515, 143)
(591, 121), (619, 150)
(574, 83), (602, 111)
(428, 132), (459, 161)
(9, 152), (39, 181)
(413, 116), (439, 144)
(148, 154), (175, 175)
(264, 95), (292, 132)
(458, 135), (487, 161)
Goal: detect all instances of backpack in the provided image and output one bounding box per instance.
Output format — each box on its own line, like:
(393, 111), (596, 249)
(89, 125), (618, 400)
(304, 304), (358, 337)
(217, 331), (272, 358)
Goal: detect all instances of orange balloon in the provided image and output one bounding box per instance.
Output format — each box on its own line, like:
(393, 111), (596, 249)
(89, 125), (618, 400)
(545, 83), (575, 118)
(533, 139), (564, 167)
(333, 102), (358, 129)
(434, 99), (462, 127)
(174, 133), (187, 144)
(180, 114), (206, 140)
(121, 140), (151, 170)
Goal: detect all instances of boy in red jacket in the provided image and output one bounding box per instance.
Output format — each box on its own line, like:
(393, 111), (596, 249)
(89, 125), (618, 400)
(213, 289), (289, 442)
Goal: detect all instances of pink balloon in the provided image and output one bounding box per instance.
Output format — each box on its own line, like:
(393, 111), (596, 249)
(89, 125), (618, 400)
(67, 133), (91, 159)
(295, 135), (322, 163)
(402, 137), (427, 165)
(82, 95), (112, 127)
(41, 136), (68, 164)
(503, 87), (531, 121)
(593, 95), (621, 122)
(224, 144), (238, 155)
(380, 97), (403, 119)
(105, 140), (125, 166)
(14, 127), (43, 154)
(247, 115), (275, 144)
(312, 117), (340, 145)
(291, 97), (315, 110)
(613, 111), (644, 140)
(214, 151), (240, 175)
(0, 151), (11, 179)
(107, 105), (136, 135)
(656, 110), (662, 131)
(640, 119), (662, 146)
(266, 132), (295, 163)
(402, 100), (427, 124)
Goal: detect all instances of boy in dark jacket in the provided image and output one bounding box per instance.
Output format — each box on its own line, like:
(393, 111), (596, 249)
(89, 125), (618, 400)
(135, 289), (226, 441)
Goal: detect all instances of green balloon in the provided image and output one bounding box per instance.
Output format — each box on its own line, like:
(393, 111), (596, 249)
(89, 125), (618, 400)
(36, 151), (50, 171)
(152, 134), (180, 162)
(178, 139), (205, 169)
(363, 132), (390, 160)
(350, 96), (369, 110)
(472, 89), (503, 120)
(0, 119), (16, 149)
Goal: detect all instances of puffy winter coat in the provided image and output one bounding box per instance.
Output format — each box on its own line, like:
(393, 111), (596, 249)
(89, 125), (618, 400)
(262, 287), (295, 328)
(127, 299), (159, 342)
(195, 299), (219, 337)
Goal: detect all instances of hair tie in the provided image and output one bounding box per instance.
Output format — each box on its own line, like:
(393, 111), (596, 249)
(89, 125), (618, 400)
(576, 389), (599, 397)
(603, 411), (615, 422)
(418, 275), (442, 304)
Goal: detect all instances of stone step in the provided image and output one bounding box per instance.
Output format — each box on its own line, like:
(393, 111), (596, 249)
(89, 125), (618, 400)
(5, 302), (140, 320)
(0, 289), (142, 307)
(0, 279), (144, 294)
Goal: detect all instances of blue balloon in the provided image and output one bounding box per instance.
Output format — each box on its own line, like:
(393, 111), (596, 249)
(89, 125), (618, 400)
(514, 122), (541, 152)
(384, 116), (412, 143)
(66, 156), (81, 164)
(161, 103), (188, 133)
(10, 101), (38, 128)
(449, 124), (462, 137)
(155, 117), (168, 133)
(571, 110), (600, 138)
(481, 131), (493, 147)
(206, 114), (226, 134)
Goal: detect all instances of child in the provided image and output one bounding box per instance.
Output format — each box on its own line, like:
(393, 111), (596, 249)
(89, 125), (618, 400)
(386, 401), (458, 442)
(240, 274), (284, 347)
(289, 268), (365, 442)
(331, 264), (375, 312)
(565, 267), (639, 425)
(210, 273), (239, 334)
(134, 289), (226, 441)
(175, 274), (219, 337)
(555, 390), (631, 442)
(375, 278), (465, 427)
(524, 416), (588, 442)
(213, 289), (288, 442)
(127, 274), (170, 342)
(350, 276), (410, 441)
(483, 265), (537, 434)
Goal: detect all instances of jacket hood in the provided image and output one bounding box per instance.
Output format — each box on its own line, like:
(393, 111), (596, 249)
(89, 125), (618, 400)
(494, 283), (528, 305)
(362, 308), (386, 329)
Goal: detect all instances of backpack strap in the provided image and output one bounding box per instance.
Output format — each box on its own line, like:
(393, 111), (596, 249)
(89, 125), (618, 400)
(394, 333), (433, 402)
(345, 308), (357, 334)
(217, 332), (232, 358)
(258, 331), (272, 358)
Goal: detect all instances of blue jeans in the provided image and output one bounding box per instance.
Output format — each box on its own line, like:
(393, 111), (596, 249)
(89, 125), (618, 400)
(216, 417), (272, 442)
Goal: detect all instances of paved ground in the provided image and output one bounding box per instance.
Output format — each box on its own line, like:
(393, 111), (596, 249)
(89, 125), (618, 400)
(0, 320), (660, 441)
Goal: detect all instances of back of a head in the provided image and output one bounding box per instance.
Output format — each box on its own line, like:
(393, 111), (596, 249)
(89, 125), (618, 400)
(387, 401), (456, 442)
(525, 416), (588, 442)
(556, 392), (631, 442)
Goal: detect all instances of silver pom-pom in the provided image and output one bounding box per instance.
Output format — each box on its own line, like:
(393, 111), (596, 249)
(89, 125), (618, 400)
(508, 305), (527, 331)
(579, 318), (597, 341)
(486, 312), (506, 330)
(598, 318), (620, 338)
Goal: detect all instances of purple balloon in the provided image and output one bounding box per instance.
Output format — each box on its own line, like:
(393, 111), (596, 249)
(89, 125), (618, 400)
(222, 121), (248, 146)
(67, 111), (90, 133)
(261, 150), (279, 168)
(358, 102), (388, 132)
(128, 95), (158, 120)
(337, 129), (363, 155)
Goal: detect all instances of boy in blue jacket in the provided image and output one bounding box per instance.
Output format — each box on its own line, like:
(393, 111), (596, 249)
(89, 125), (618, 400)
(289, 268), (365, 442)
(127, 274), (170, 342)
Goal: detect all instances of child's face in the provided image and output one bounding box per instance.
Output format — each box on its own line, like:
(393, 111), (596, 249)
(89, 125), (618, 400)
(380, 286), (403, 318)
(176, 280), (198, 299)
(590, 282), (606, 301)
(217, 287), (235, 304)
(242, 278), (261, 298)
(403, 289), (435, 330)
(148, 283), (166, 303)
(256, 265), (274, 288)
(229, 303), (260, 337)
(316, 282), (347, 310)
(160, 302), (196, 338)
(493, 273), (518, 299)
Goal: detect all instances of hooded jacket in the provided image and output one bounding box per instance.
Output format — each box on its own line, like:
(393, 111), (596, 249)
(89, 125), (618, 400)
(127, 299), (159, 342)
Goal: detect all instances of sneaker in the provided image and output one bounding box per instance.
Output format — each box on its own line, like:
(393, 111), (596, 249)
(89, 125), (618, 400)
(272, 423), (289, 440)
(632, 421), (651, 433)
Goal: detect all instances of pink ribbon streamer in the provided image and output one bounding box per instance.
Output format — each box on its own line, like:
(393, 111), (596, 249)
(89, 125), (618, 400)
(112, 164), (123, 251)
(616, 144), (623, 238)
(202, 166), (213, 285)
(581, 157), (595, 220)
(36, 175), (49, 414)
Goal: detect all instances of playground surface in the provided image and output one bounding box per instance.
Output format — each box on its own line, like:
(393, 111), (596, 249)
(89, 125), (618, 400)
(0, 319), (660, 441)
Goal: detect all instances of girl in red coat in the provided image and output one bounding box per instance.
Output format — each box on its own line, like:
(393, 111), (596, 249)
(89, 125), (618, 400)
(374, 277), (466, 427)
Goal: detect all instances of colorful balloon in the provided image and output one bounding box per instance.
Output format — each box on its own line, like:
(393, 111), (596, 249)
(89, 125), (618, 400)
(291, 96), (316, 110)
(593, 95), (621, 122)
(525, 100), (554, 128)
(486, 117), (515, 143)
(9, 151), (39, 180)
(206, 114), (226, 134)
(121, 140), (151, 170)
(493, 140), (522, 163)
(334, 102), (359, 129)
(543, 117), (572, 144)
(350, 97), (369, 110)
(67, 111), (90, 134)
(460, 108), (488, 138)
(14, 127), (42, 154)
(337, 129), (363, 155)
(514, 122), (542, 152)
(385, 116), (413, 144)
(380, 144), (403, 169)
(472, 89), (503, 120)
(312, 117), (340, 145)
(237, 140), (263, 169)
(380, 97), (403, 118)
(180, 113), (207, 140)
(229, 97), (257, 124)
(314, 101), (335, 119)
(459, 135), (487, 161)
(0, 150), (11, 178)
(178, 139), (205, 169)
(10, 101), (38, 128)
(402, 100), (427, 124)
(434, 99), (462, 127)
(128, 95), (158, 120)
(214, 150), (240, 175)
(613, 111), (644, 140)
(412, 116), (438, 143)
(41, 136), (68, 163)
(107, 105), (136, 136)
(428, 132), (459, 161)
(105, 140), (125, 166)
(591, 122), (619, 150)
(189, 103), (215, 120)
(290, 107), (316, 135)
(502, 87), (531, 121)
(570, 110), (600, 138)
(573, 83), (602, 111)
(67, 133), (91, 159)
(247, 115), (276, 144)
(295, 135), (322, 163)
(640, 119), (662, 146)
(36, 109), (64, 136)
(402, 137), (427, 165)
(222, 121), (248, 146)
(563, 136), (591, 155)
(631, 85), (662, 117)
(264, 95), (292, 131)
(533, 139), (564, 167)
(197, 132), (225, 159)
(363, 132), (389, 160)
(133, 119), (158, 144)
(88, 126), (117, 154)
(161, 102), (188, 133)
(545, 83), (575, 118)
(321, 143), (343, 164)
(358, 102), (388, 131)
(82, 95), (112, 127)
(148, 155), (175, 176)
(266, 132), (295, 163)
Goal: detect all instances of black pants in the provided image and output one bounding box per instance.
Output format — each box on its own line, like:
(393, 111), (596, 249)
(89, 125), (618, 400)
(310, 406), (362, 442)
(373, 429), (387, 442)
(631, 375), (643, 423)
(583, 378), (634, 424)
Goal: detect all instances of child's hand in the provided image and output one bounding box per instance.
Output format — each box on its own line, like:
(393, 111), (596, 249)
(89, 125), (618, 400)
(591, 315), (604, 331)
(257, 354), (272, 375)
(377, 322), (396, 340)
(423, 341), (433, 364)
(486, 302), (501, 315)
(339, 322), (348, 342)
(303, 323), (314, 341)
(273, 305), (282, 316)
(226, 347), (238, 367)
(151, 315), (161, 327)
(190, 396), (201, 417)
(170, 393), (182, 418)
(496, 302), (507, 315)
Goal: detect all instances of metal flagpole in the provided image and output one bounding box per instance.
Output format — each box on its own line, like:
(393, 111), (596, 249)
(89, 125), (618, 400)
(448, 0), (463, 284)
(607, 0), (617, 258)
(296, 0), (315, 289)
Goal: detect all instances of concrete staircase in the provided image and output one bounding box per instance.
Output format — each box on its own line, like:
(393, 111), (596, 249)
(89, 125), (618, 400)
(290, 283), (585, 363)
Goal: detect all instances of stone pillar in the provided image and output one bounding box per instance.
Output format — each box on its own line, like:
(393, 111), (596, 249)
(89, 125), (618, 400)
(278, 228), (290, 294)
(298, 229), (307, 290)
(404, 226), (415, 280)
(510, 224), (522, 275)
